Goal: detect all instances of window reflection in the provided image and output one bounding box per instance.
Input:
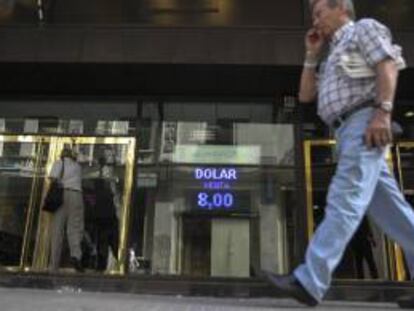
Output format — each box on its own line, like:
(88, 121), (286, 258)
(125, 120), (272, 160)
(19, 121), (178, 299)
(130, 114), (296, 278)
(158, 121), (295, 166)
(0, 101), (136, 136)
(0, 100), (298, 278)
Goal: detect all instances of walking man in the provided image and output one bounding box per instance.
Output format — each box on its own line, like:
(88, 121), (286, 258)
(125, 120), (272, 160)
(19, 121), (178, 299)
(263, 0), (414, 306)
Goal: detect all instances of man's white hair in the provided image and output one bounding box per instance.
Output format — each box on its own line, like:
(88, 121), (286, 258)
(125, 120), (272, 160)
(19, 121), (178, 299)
(310, 0), (355, 20)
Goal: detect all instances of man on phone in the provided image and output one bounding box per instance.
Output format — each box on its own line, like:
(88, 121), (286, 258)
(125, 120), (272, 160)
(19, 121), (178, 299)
(263, 0), (414, 307)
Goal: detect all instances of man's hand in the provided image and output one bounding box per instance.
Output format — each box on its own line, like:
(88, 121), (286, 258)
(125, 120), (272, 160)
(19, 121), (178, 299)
(299, 28), (324, 103)
(366, 58), (398, 148)
(364, 109), (393, 148)
(305, 28), (324, 57)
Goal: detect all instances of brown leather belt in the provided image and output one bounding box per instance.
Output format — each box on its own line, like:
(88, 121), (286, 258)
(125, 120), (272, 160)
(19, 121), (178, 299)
(332, 101), (375, 129)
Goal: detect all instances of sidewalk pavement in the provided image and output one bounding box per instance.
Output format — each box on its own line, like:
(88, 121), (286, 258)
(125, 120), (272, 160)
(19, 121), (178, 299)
(0, 287), (402, 311)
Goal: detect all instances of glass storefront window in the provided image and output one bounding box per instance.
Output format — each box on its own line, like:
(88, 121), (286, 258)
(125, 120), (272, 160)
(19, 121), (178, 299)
(305, 141), (410, 280)
(0, 99), (298, 278)
(0, 101), (137, 136)
(0, 137), (48, 270)
(137, 120), (157, 165)
(0, 134), (135, 273)
(397, 143), (414, 209)
(130, 101), (297, 278)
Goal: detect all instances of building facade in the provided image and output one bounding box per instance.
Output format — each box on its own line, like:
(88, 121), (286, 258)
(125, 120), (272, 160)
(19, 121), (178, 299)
(0, 0), (414, 294)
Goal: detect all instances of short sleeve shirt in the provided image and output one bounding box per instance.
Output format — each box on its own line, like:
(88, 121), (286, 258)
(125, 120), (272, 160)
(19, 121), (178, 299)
(317, 19), (402, 125)
(49, 158), (82, 191)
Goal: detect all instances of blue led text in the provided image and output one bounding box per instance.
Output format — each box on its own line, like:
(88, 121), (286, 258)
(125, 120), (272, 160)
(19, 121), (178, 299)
(194, 168), (237, 180)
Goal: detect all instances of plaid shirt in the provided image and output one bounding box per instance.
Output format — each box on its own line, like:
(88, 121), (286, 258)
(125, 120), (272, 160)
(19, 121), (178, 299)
(317, 19), (402, 125)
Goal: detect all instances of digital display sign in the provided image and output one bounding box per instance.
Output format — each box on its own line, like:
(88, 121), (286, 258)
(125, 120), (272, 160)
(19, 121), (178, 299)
(189, 167), (250, 213)
(188, 190), (250, 212)
(197, 191), (234, 210)
(194, 168), (237, 180)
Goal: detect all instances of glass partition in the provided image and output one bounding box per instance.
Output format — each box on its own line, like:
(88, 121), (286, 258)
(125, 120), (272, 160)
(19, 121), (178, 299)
(396, 143), (414, 201)
(33, 136), (135, 274)
(0, 135), (50, 271)
(129, 119), (296, 277)
(0, 134), (135, 274)
(395, 142), (414, 280)
(0, 101), (137, 136)
(304, 140), (407, 281)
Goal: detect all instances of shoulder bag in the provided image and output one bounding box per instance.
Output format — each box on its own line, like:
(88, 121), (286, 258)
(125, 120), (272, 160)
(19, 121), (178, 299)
(42, 160), (65, 213)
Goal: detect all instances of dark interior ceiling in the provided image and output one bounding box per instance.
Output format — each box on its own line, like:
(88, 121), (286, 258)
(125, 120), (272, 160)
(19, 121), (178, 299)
(0, 63), (299, 98)
(0, 63), (413, 101)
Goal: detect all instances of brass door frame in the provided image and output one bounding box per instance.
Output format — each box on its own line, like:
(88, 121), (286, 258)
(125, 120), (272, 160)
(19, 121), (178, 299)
(33, 136), (136, 275)
(394, 142), (414, 280)
(303, 139), (406, 281)
(0, 135), (51, 272)
(0, 134), (136, 275)
(303, 139), (336, 241)
(395, 142), (414, 191)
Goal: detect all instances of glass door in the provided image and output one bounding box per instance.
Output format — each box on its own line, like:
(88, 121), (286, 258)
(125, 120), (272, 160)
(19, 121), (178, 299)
(0, 135), (51, 272)
(395, 142), (414, 280)
(395, 142), (414, 207)
(303, 140), (406, 280)
(31, 136), (136, 274)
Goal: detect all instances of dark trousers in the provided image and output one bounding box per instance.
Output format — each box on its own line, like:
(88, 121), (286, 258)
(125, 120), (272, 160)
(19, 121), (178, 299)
(95, 219), (119, 271)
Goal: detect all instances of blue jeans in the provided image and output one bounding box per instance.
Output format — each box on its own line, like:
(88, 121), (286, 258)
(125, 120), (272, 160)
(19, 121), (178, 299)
(294, 107), (414, 301)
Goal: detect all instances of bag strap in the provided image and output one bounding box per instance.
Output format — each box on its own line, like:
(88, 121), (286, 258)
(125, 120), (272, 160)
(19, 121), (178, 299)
(59, 159), (65, 181)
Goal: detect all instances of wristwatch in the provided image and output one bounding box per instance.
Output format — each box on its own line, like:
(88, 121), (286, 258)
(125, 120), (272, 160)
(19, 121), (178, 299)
(376, 101), (393, 113)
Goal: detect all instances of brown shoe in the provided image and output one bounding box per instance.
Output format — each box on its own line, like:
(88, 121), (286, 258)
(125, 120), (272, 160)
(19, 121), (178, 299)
(262, 271), (318, 307)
